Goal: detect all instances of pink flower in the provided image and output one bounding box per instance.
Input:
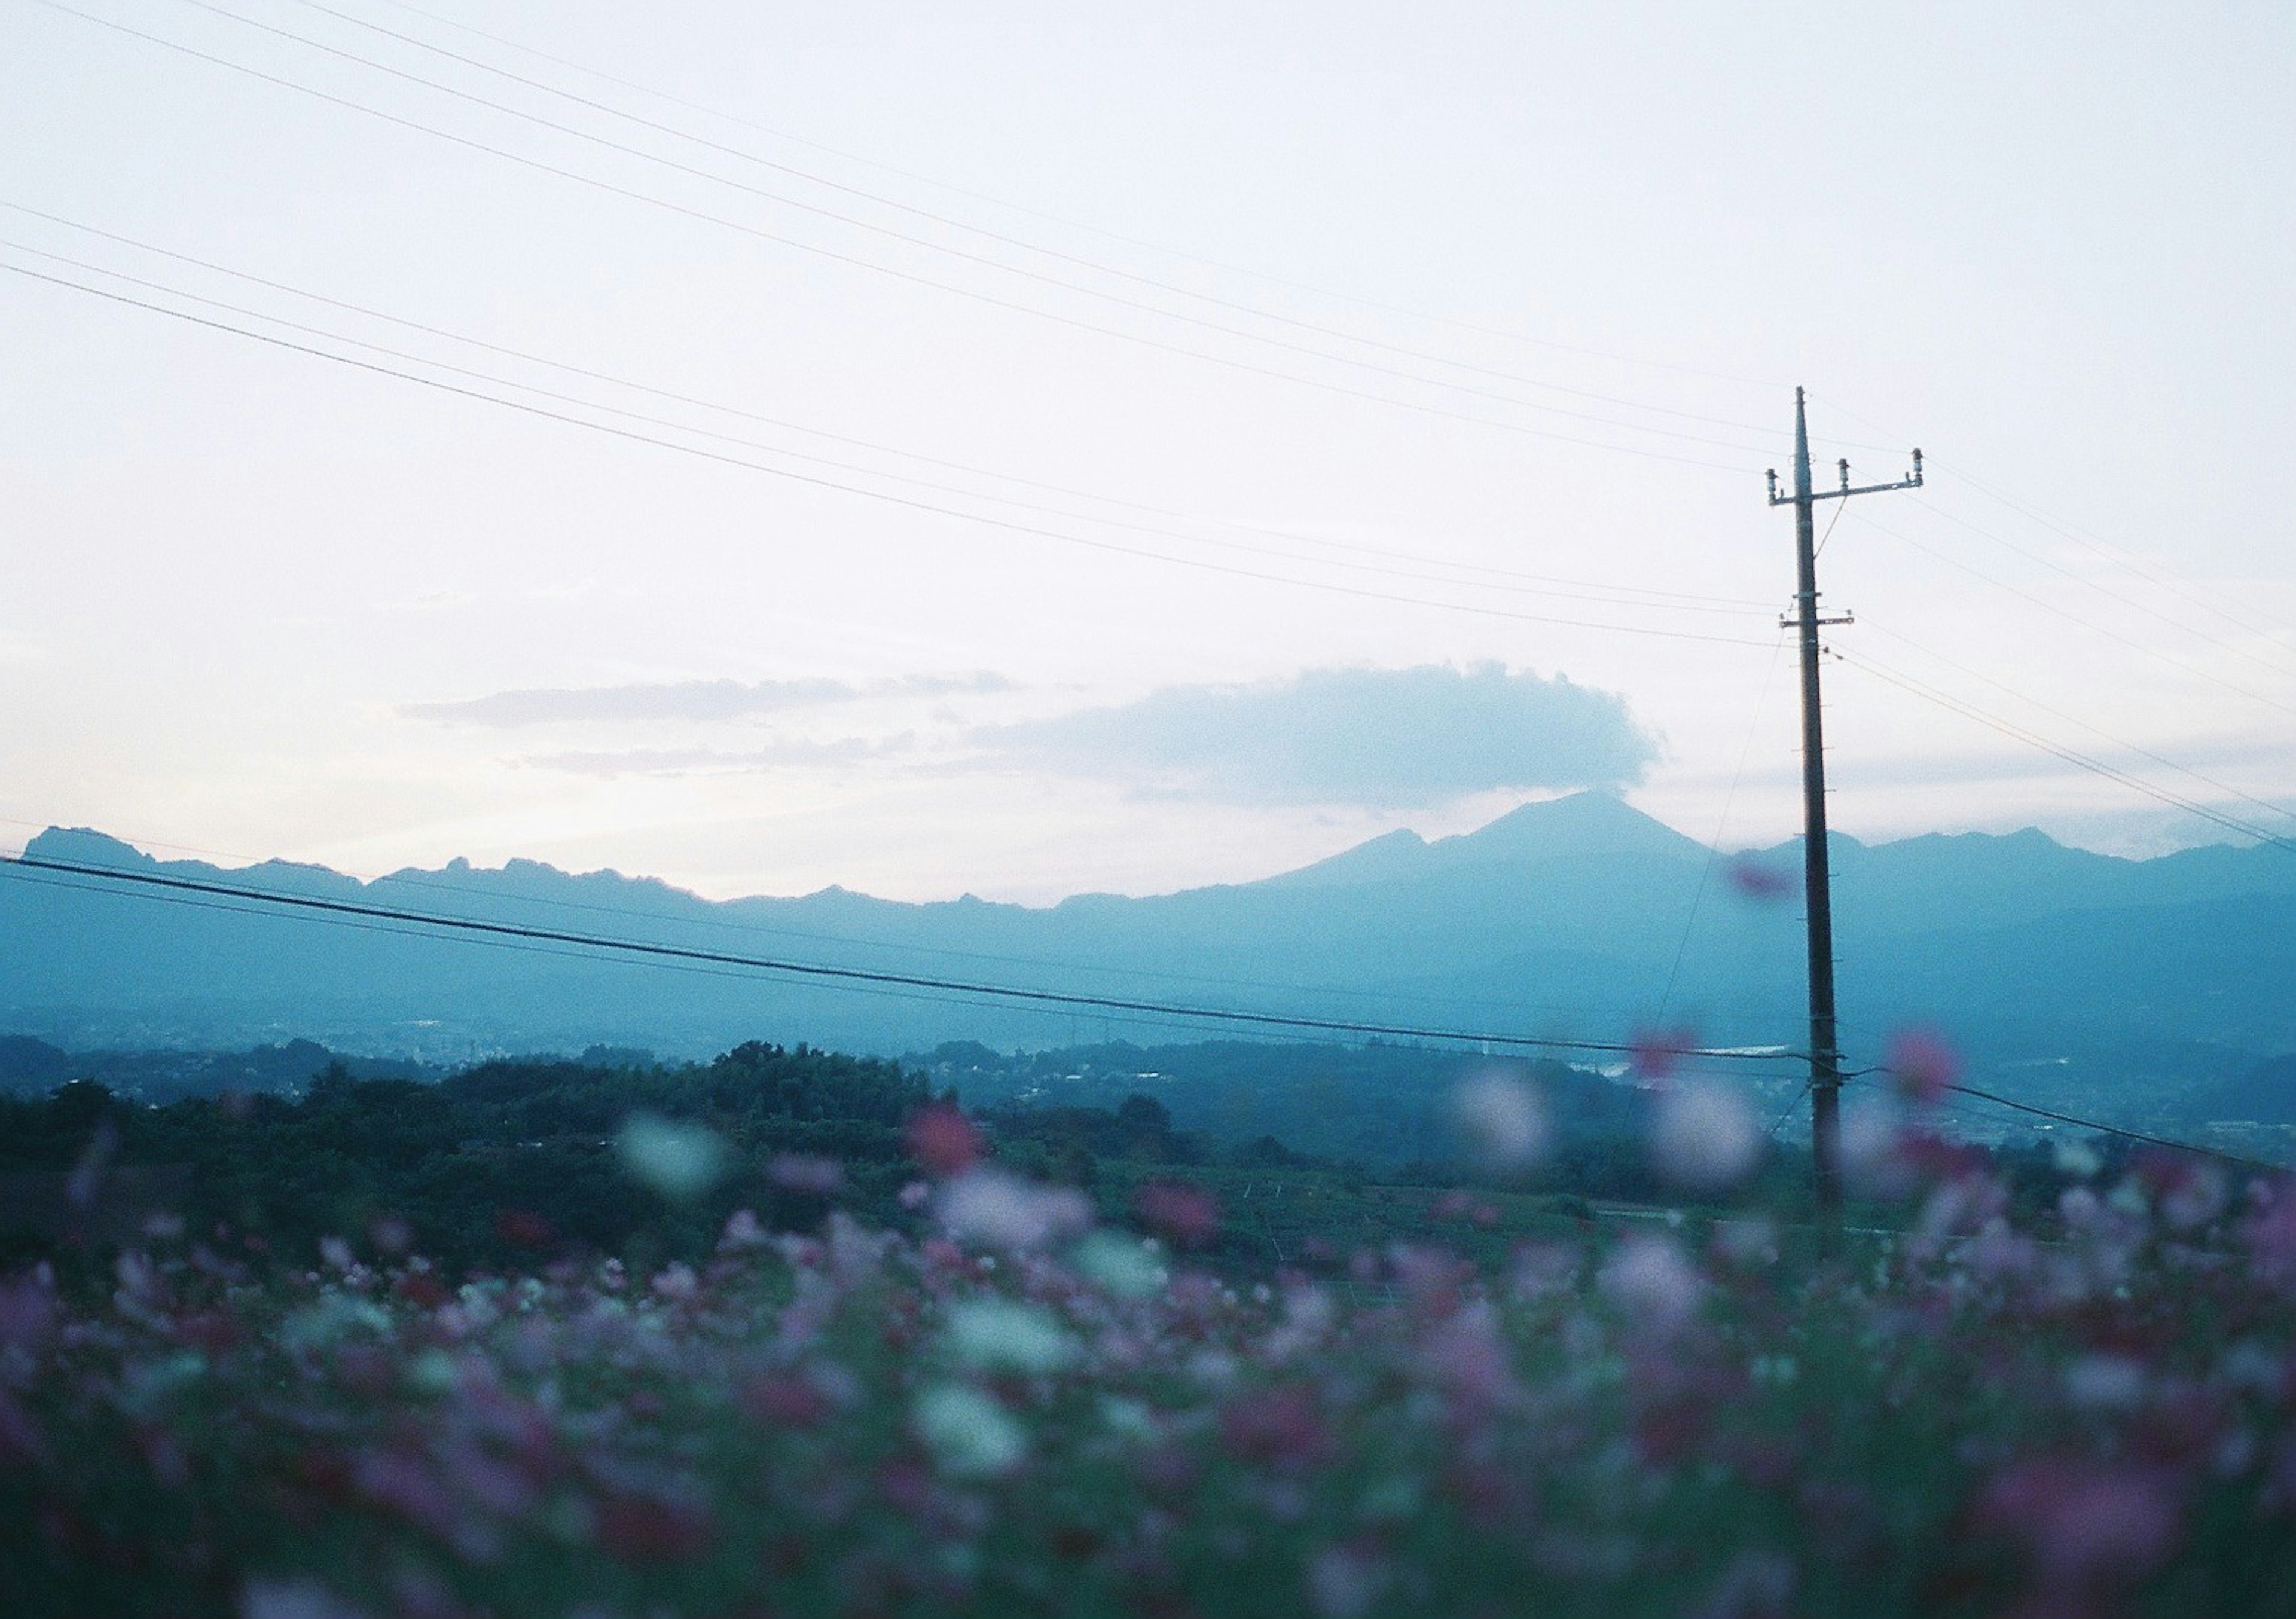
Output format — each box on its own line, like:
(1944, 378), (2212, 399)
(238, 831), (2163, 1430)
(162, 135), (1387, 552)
(1388, 1244), (1467, 1316)
(0, 1273), (56, 1355)
(352, 1449), (489, 1559)
(2144, 1154), (2228, 1232)
(740, 1371), (832, 1428)
(768, 1154), (846, 1197)
(1884, 1029), (1960, 1105)
(1417, 1300), (1518, 1416)
(0, 1385), (47, 1467)
(1979, 1459), (2181, 1596)
(939, 1168), (1092, 1251)
(2245, 1181), (2296, 1288)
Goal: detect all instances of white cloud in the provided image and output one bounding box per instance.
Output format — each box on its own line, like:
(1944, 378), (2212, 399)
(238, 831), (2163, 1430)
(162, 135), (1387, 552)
(405, 673), (1007, 728)
(525, 738), (905, 777)
(974, 663), (1656, 807)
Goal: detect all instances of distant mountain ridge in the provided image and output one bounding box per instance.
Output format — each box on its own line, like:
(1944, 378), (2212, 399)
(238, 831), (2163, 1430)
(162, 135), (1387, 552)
(6, 795), (2293, 1129)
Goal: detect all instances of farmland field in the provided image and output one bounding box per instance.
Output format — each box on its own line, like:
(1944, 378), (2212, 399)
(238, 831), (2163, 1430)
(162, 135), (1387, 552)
(5, 1098), (2295, 1619)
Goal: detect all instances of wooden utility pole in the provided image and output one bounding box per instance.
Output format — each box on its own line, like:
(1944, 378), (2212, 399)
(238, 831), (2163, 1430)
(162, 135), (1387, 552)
(1767, 388), (1921, 1212)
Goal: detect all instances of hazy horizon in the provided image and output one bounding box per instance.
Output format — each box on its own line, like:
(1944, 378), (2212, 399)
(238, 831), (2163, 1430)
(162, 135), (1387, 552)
(5, 2), (2291, 905)
(18, 784), (2273, 910)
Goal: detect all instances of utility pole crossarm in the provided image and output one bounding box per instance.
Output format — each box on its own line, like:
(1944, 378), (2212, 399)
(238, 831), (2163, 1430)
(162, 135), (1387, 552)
(1770, 386), (1922, 1218)
(1768, 449), (1923, 506)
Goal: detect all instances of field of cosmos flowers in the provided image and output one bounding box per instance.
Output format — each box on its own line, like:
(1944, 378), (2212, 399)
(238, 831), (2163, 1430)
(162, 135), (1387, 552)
(5, 1057), (2296, 1619)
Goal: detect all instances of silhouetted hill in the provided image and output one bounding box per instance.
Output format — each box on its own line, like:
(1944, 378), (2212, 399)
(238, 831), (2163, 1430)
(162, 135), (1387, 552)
(2190, 1052), (2296, 1126)
(0, 1035), (70, 1090)
(5, 796), (2293, 1126)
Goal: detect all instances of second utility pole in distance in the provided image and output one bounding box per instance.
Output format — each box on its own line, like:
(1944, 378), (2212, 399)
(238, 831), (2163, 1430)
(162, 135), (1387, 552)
(1767, 387), (1921, 1214)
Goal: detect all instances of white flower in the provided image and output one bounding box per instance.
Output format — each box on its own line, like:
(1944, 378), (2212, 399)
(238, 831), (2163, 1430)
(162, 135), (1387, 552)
(240, 1578), (371, 1619)
(1649, 1079), (1760, 1190)
(616, 1114), (731, 1200)
(914, 1383), (1027, 1476)
(944, 1297), (1076, 1376)
(1598, 1235), (1704, 1336)
(1452, 1071), (1550, 1169)
(2065, 1353), (2147, 1410)
(1070, 1232), (1168, 1300)
(938, 1168), (1092, 1250)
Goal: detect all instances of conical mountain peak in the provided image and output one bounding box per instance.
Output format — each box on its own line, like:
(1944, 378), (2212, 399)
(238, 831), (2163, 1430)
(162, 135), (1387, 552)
(1424, 792), (1705, 866)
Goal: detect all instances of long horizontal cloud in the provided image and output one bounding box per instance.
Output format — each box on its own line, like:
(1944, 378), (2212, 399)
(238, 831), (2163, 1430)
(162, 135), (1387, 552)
(977, 663), (1657, 805)
(528, 738), (902, 777)
(407, 672), (1007, 728)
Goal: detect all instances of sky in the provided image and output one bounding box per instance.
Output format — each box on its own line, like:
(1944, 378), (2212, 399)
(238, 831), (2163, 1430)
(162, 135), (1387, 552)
(2, 0), (2291, 904)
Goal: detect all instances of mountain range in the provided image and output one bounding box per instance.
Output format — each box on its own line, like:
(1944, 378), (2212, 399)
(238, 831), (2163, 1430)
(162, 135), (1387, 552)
(4, 793), (2292, 1129)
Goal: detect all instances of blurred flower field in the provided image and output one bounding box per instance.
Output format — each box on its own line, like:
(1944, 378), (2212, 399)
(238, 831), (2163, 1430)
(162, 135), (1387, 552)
(5, 1104), (2296, 1618)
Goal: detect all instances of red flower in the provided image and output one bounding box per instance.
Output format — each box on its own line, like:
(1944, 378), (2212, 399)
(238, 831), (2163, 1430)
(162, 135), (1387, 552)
(739, 1373), (831, 1428)
(493, 1208), (556, 1250)
(906, 1104), (984, 1177)
(1220, 1383), (1327, 1470)
(596, 1492), (716, 1562)
(1135, 1181), (1220, 1247)
(1727, 858), (1796, 902)
(1629, 1025), (1699, 1085)
(394, 1272), (450, 1310)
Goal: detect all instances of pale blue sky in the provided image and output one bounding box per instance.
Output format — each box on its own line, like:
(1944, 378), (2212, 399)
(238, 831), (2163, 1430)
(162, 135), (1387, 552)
(2, 1), (2290, 900)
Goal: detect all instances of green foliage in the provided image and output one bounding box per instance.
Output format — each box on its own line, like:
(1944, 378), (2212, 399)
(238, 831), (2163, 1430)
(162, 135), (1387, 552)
(0, 1044), (932, 1272)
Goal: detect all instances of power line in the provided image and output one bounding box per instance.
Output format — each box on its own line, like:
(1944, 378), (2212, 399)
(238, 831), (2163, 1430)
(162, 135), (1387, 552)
(1650, 629), (1792, 1022)
(13, 857), (2270, 1171)
(0, 225), (1768, 618)
(1801, 389), (2294, 651)
(1849, 509), (2296, 721)
(1833, 646), (2296, 853)
(0, 851), (1806, 1066)
(0, 812), (1684, 1028)
(1, 201), (1770, 612)
(264, 0), (1796, 445)
(1932, 1080), (2288, 1180)
(0, 257), (1779, 649)
(1860, 618), (2296, 829)
(1910, 495), (2296, 685)
(1, 864), (1424, 1053)
(0, 864), (1427, 1052)
(363, 0), (1787, 394)
(1932, 465), (2296, 651)
(32, 0), (1762, 473)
